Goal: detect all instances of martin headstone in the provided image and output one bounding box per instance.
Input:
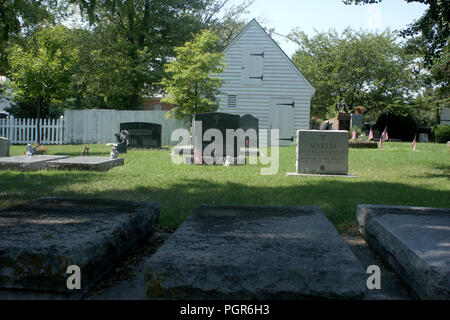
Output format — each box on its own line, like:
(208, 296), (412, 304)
(120, 122), (162, 148)
(0, 137), (9, 157)
(193, 112), (241, 159)
(289, 130), (350, 176)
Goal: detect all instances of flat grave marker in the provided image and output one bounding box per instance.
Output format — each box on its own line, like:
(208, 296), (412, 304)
(46, 156), (124, 171)
(145, 205), (366, 299)
(0, 197), (160, 299)
(0, 155), (69, 171)
(357, 204), (450, 300)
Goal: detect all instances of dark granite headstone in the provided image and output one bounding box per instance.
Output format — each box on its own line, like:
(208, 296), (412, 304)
(337, 113), (351, 131)
(193, 112), (240, 158)
(120, 122), (162, 148)
(239, 114), (259, 148)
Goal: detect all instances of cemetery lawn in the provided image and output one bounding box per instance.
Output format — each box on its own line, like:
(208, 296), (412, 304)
(2, 143), (449, 234)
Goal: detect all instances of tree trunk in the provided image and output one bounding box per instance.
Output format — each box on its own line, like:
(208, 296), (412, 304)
(36, 102), (41, 145)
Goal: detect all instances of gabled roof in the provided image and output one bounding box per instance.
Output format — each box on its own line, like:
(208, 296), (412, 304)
(223, 19), (315, 94)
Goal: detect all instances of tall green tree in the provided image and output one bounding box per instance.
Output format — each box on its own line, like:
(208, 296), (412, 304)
(0, 0), (68, 74)
(160, 30), (225, 122)
(343, 0), (449, 66)
(7, 25), (78, 142)
(290, 29), (421, 119)
(69, 0), (208, 108)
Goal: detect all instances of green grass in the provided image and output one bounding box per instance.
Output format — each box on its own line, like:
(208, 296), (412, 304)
(1, 142), (449, 233)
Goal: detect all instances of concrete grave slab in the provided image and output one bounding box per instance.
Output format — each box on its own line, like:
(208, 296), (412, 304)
(145, 205), (366, 299)
(0, 155), (69, 171)
(0, 197), (160, 299)
(357, 204), (450, 300)
(46, 156), (124, 171)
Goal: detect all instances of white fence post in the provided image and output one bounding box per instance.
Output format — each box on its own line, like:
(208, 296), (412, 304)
(0, 117), (64, 144)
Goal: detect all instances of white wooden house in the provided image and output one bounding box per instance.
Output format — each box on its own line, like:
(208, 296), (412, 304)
(216, 19), (315, 146)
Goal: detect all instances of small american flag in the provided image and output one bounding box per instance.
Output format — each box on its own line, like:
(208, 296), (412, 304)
(194, 145), (202, 164)
(412, 135), (416, 151)
(379, 127), (388, 149)
(351, 129), (357, 140)
(368, 127), (373, 140)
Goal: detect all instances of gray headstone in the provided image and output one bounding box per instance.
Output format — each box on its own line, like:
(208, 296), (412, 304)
(351, 113), (363, 130)
(295, 130), (349, 175)
(145, 205), (366, 299)
(418, 133), (429, 143)
(357, 204), (450, 300)
(0, 155), (69, 171)
(46, 156), (124, 171)
(0, 137), (10, 157)
(0, 197), (160, 299)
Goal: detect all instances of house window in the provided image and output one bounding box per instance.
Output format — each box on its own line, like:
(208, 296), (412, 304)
(154, 104), (162, 111)
(228, 95), (237, 108)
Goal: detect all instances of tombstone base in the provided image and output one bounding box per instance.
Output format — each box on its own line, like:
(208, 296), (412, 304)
(286, 172), (357, 178)
(0, 155), (70, 171)
(46, 156), (124, 171)
(184, 155), (246, 165)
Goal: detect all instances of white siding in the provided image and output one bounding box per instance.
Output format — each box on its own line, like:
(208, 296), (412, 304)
(216, 20), (315, 145)
(64, 109), (188, 145)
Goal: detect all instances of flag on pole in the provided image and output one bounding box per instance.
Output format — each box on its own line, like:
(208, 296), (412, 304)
(351, 128), (357, 140)
(193, 137), (202, 164)
(368, 127), (373, 140)
(412, 135), (416, 151)
(379, 127), (388, 149)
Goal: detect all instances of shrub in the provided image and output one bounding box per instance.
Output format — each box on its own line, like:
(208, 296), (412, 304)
(376, 112), (418, 141)
(432, 125), (450, 143)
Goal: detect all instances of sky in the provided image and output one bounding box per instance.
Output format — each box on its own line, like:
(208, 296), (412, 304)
(240, 0), (429, 57)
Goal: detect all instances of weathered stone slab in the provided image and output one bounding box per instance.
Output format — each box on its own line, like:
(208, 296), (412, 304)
(0, 137), (10, 157)
(146, 205), (366, 299)
(46, 156), (124, 171)
(292, 130), (349, 175)
(0, 197), (160, 299)
(357, 204), (450, 300)
(0, 155), (69, 171)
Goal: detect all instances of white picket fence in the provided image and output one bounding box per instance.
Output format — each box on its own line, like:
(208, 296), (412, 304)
(0, 117), (64, 144)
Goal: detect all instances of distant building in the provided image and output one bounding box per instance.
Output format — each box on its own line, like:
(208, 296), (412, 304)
(215, 19), (315, 146)
(141, 97), (174, 111)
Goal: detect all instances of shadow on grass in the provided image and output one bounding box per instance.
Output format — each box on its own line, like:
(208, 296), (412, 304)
(1, 174), (449, 233)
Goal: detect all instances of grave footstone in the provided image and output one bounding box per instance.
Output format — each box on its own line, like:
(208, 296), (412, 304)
(46, 156), (124, 171)
(357, 204), (450, 300)
(287, 130), (354, 177)
(0, 137), (9, 157)
(0, 155), (69, 171)
(0, 197), (160, 299)
(145, 205), (366, 299)
(120, 122), (162, 148)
